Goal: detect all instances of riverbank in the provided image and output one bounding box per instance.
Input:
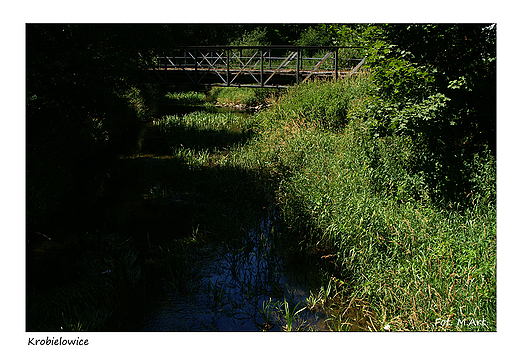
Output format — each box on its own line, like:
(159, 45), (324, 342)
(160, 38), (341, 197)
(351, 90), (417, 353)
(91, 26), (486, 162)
(232, 76), (496, 331)
(26, 86), (325, 332)
(27, 78), (496, 332)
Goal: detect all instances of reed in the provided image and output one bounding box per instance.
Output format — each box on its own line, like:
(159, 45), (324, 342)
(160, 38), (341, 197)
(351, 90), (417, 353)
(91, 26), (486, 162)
(233, 75), (496, 331)
(164, 90), (208, 106)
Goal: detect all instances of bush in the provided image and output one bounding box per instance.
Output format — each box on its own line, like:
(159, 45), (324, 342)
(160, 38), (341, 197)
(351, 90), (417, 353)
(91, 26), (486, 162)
(238, 76), (496, 331)
(258, 76), (373, 131)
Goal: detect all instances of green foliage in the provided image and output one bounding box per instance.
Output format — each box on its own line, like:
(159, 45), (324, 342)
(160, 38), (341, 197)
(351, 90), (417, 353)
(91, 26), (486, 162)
(293, 25), (335, 58)
(231, 26), (271, 47)
(164, 91), (208, 106)
(359, 41), (450, 140)
(259, 76), (373, 131)
(327, 24), (384, 60)
(26, 23), (496, 332)
(328, 24), (384, 47)
(294, 25), (334, 47)
(371, 45), (437, 103)
(26, 24), (159, 232)
(238, 74), (496, 331)
(378, 24), (496, 149)
(230, 27), (271, 57)
(344, 24), (496, 207)
(208, 86), (275, 107)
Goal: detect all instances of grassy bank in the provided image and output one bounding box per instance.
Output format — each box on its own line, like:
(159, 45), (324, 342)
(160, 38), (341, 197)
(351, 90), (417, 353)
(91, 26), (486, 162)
(233, 76), (496, 331)
(207, 86), (279, 108)
(26, 87), (275, 331)
(27, 81), (495, 331)
(160, 87), (278, 110)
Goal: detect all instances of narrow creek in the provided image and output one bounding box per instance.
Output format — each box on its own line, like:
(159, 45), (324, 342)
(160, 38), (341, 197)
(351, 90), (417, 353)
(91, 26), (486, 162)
(105, 97), (328, 331)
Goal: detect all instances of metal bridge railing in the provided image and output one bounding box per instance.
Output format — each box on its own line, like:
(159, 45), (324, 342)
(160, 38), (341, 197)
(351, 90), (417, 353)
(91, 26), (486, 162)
(145, 45), (366, 87)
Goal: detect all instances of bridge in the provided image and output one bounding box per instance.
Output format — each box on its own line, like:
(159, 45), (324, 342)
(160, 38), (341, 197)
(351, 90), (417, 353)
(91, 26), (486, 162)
(143, 45), (366, 88)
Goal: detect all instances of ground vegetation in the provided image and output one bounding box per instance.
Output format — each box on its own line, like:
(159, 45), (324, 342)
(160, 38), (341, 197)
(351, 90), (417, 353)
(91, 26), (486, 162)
(26, 24), (495, 332)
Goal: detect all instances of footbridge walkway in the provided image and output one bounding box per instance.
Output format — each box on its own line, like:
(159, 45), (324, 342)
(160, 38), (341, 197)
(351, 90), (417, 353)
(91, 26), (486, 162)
(143, 45), (366, 88)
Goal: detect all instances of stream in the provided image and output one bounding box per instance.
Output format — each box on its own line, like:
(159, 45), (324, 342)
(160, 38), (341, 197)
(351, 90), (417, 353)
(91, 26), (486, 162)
(135, 209), (322, 331)
(107, 100), (328, 331)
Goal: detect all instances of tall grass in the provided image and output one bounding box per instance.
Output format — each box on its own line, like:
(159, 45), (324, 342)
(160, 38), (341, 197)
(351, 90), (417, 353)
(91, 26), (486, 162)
(208, 86), (278, 107)
(258, 77), (373, 131)
(235, 75), (496, 331)
(155, 111), (256, 164)
(164, 90), (208, 106)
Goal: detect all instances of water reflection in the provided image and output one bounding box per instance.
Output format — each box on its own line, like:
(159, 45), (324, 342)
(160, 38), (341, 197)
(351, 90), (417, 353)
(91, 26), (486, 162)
(136, 210), (322, 331)
(112, 100), (327, 331)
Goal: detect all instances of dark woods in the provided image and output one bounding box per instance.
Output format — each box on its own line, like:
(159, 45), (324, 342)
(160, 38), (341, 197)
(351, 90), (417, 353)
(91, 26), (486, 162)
(25, 24), (314, 235)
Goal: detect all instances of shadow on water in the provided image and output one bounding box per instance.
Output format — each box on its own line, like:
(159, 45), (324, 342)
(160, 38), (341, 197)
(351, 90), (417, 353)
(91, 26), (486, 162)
(134, 209), (326, 331)
(100, 102), (328, 331)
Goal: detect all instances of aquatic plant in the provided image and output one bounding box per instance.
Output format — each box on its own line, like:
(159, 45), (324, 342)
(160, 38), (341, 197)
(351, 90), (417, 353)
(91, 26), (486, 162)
(256, 298), (278, 331)
(281, 299), (306, 332)
(164, 90), (208, 106)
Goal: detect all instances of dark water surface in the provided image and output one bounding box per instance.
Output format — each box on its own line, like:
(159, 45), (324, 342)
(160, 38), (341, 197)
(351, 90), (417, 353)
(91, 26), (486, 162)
(135, 211), (322, 331)
(106, 103), (327, 331)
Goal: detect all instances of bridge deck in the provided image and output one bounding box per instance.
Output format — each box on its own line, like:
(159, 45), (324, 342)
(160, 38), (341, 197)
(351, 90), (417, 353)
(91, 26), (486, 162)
(143, 45), (365, 87)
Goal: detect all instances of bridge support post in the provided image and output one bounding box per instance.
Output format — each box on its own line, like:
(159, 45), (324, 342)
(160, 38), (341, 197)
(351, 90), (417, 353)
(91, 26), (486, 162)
(194, 49), (198, 84)
(260, 49), (264, 87)
(334, 47), (338, 79)
(296, 48), (300, 84)
(226, 48), (230, 87)
(163, 52), (166, 71)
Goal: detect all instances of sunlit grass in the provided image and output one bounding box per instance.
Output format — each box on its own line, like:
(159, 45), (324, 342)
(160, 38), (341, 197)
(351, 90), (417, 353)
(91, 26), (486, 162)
(29, 78), (495, 332)
(208, 86), (279, 107)
(232, 75), (496, 331)
(164, 90), (209, 106)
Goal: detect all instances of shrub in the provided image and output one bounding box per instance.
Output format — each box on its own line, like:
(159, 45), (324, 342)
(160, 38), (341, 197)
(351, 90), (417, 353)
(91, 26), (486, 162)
(238, 75), (496, 331)
(258, 75), (373, 131)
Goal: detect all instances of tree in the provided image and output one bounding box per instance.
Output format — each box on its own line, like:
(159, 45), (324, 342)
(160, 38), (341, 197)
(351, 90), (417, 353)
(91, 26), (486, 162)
(371, 24), (496, 205)
(381, 24), (496, 151)
(26, 24), (172, 234)
(327, 23), (496, 206)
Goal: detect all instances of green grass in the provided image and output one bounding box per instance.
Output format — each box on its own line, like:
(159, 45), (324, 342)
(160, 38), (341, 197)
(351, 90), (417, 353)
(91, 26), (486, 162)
(163, 87), (278, 109)
(154, 110), (257, 166)
(28, 78), (495, 332)
(164, 90), (209, 106)
(257, 76), (373, 131)
(208, 86), (278, 107)
(232, 75), (496, 331)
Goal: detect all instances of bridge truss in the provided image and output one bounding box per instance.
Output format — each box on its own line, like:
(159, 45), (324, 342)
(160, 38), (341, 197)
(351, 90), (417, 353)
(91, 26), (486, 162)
(144, 46), (366, 88)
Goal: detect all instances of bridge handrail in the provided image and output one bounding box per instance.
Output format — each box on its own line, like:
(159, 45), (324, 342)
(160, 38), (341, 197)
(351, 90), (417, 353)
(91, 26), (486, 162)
(171, 45), (364, 50)
(142, 45), (367, 87)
